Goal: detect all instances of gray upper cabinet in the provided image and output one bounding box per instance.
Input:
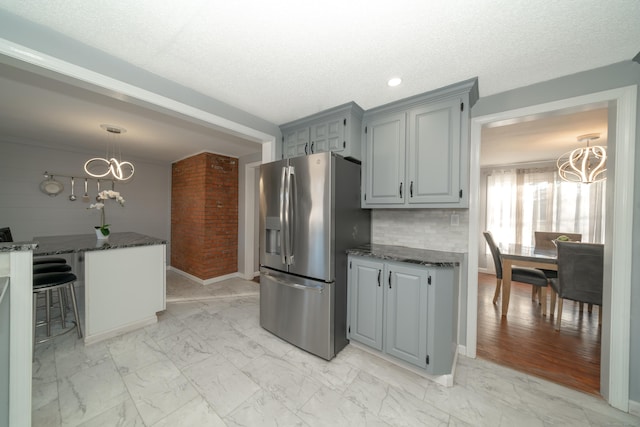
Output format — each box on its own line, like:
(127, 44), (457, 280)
(407, 98), (461, 204)
(361, 78), (478, 208)
(281, 102), (364, 160)
(284, 128), (310, 158)
(363, 112), (406, 205)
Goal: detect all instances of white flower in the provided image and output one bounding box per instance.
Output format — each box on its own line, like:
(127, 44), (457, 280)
(88, 189), (125, 230)
(96, 190), (125, 206)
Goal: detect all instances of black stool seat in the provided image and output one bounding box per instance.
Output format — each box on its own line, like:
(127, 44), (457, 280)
(33, 272), (77, 288)
(33, 264), (72, 274)
(33, 257), (67, 265)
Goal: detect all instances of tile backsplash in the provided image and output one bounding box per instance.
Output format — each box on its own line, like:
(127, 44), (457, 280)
(372, 209), (469, 253)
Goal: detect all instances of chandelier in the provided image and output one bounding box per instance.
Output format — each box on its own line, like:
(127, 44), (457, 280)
(84, 124), (135, 181)
(556, 133), (606, 184)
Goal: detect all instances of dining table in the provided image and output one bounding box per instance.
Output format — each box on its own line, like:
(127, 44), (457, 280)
(500, 244), (557, 316)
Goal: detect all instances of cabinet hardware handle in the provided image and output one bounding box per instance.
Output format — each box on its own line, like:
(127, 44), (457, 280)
(399, 182), (403, 198)
(410, 181), (413, 197)
(311, 141), (315, 153)
(377, 270), (381, 286)
(305, 143), (308, 154)
(388, 271), (392, 288)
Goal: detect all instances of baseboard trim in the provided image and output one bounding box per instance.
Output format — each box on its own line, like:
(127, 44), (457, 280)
(629, 399), (640, 417)
(84, 315), (157, 345)
(168, 267), (243, 285)
(348, 341), (456, 387)
(457, 344), (469, 357)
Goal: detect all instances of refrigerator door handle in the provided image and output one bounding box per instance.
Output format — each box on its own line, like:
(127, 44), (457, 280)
(287, 166), (295, 264)
(280, 166), (288, 265)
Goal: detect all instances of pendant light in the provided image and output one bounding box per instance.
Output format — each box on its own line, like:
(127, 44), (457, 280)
(556, 133), (606, 184)
(84, 124), (135, 181)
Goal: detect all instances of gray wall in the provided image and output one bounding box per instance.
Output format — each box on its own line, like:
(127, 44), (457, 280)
(0, 139), (172, 258)
(471, 60), (640, 402)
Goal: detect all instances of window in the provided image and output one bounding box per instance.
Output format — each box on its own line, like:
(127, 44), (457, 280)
(485, 164), (605, 247)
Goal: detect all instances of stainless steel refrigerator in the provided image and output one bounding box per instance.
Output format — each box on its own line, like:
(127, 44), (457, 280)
(259, 151), (371, 360)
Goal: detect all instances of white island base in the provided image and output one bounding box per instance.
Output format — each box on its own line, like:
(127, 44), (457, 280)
(84, 244), (166, 344)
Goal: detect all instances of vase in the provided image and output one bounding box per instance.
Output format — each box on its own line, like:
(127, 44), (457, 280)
(95, 229), (109, 240)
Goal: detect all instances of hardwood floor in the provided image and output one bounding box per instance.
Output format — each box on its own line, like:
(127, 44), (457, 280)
(476, 272), (601, 396)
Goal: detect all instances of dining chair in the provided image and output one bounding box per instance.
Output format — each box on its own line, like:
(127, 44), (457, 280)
(0, 227), (13, 242)
(533, 231), (583, 308)
(483, 231), (549, 313)
(550, 241), (604, 331)
(533, 231), (582, 251)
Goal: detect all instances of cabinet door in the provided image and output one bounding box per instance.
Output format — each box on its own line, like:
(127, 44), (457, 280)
(384, 263), (428, 367)
(363, 113), (406, 206)
(311, 119), (344, 154)
(348, 257), (384, 350)
(284, 128), (310, 158)
(407, 98), (461, 204)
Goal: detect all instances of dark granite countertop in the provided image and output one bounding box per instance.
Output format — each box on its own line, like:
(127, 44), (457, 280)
(347, 243), (464, 267)
(0, 242), (38, 253)
(33, 232), (166, 256)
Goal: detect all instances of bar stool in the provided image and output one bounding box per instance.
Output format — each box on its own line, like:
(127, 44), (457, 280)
(33, 272), (83, 354)
(33, 257), (67, 265)
(33, 263), (71, 274)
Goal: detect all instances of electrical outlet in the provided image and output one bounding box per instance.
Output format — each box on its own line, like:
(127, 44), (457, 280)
(450, 213), (459, 226)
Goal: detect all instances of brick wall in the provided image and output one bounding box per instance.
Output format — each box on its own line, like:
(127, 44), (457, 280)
(171, 152), (238, 280)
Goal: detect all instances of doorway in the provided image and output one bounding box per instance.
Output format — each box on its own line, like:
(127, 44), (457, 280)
(475, 107), (608, 395)
(466, 86), (636, 411)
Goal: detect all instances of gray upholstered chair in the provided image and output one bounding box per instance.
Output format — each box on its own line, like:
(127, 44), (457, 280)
(550, 241), (604, 331)
(533, 231), (582, 251)
(483, 231), (550, 314)
(533, 231), (582, 310)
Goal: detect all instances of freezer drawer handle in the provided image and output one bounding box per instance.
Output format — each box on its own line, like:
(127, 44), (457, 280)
(268, 274), (324, 293)
(388, 271), (392, 288)
(377, 269), (381, 287)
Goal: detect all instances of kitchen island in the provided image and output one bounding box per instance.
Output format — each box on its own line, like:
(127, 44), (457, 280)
(34, 232), (166, 344)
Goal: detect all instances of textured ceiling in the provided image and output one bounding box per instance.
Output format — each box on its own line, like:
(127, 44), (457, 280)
(0, 1), (638, 162)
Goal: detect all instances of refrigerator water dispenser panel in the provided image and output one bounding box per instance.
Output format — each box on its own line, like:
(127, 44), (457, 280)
(264, 216), (281, 255)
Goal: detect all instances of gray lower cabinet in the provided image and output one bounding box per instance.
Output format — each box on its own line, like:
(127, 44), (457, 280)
(348, 255), (456, 375)
(349, 257), (384, 350)
(385, 263), (429, 367)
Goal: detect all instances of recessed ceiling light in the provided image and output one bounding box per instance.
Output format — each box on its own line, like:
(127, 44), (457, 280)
(387, 77), (402, 87)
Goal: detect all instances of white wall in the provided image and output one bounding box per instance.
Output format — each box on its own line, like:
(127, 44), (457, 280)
(237, 152), (261, 278)
(0, 139), (171, 257)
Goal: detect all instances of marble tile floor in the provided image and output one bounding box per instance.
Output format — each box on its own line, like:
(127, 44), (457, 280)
(31, 275), (639, 426)
(165, 270), (260, 302)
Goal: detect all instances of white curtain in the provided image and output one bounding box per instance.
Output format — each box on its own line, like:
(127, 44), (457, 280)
(485, 165), (606, 247)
